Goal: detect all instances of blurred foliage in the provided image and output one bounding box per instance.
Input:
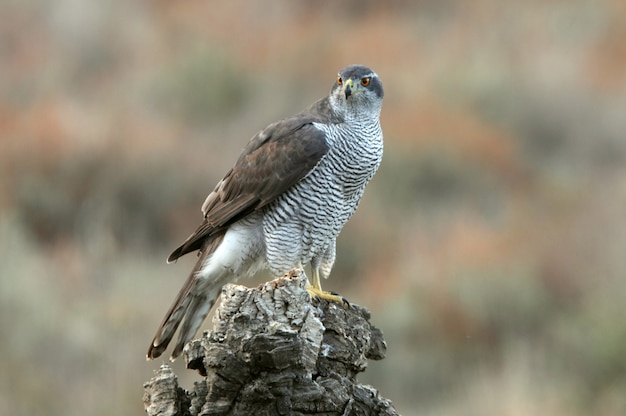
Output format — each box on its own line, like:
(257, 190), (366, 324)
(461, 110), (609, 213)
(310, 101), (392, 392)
(1, 1), (626, 415)
(148, 46), (251, 126)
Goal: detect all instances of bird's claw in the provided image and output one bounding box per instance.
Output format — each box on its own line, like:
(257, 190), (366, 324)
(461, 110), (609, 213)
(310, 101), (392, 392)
(306, 285), (350, 307)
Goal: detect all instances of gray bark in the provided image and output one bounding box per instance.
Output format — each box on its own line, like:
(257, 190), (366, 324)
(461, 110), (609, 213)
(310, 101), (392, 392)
(143, 269), (399, 416)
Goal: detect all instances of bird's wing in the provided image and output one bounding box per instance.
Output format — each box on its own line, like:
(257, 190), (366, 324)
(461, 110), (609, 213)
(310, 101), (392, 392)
(167, 115), (330, 262)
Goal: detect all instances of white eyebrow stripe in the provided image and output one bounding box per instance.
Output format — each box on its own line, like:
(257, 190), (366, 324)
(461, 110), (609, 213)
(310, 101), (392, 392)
(338, 72), (378, 79)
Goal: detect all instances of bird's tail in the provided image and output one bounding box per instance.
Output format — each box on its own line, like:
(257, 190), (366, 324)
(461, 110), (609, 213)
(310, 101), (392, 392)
(147, 236), (225, 361)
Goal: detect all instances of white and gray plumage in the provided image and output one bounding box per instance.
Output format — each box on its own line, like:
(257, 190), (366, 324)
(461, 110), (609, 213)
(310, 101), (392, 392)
(147, 64), (384, 360)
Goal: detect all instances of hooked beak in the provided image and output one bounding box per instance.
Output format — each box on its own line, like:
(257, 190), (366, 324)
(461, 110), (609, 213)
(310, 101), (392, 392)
(342, 79), (354, 99)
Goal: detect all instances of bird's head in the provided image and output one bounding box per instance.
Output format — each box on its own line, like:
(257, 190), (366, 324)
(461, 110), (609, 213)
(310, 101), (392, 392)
(329, 65), (384, 119)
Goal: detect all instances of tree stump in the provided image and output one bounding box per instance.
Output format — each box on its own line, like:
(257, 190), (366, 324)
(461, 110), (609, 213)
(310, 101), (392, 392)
(143, 269), (399, 416)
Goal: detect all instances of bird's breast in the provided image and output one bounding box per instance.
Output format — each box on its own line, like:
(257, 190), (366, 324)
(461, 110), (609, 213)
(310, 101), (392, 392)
(262, 120), (382, 269)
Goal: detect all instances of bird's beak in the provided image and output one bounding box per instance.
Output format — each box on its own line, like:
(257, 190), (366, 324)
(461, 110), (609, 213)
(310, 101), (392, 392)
(342, 79), (354, 99)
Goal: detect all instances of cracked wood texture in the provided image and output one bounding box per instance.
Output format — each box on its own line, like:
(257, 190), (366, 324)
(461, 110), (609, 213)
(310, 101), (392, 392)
(143, 269), (399, 416)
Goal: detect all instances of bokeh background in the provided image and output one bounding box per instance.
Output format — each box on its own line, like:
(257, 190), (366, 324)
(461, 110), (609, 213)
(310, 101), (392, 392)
(1, 1), (625, 415)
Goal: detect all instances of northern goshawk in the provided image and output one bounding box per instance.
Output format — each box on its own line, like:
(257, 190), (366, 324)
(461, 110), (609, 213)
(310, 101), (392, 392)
(147, 64), (384, 360)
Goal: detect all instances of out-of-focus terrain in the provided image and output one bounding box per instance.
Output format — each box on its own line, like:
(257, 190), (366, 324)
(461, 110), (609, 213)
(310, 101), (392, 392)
(1, 1), (625, 415)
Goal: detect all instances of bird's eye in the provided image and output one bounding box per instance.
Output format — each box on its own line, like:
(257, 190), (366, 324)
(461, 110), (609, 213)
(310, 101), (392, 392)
(337, 77), (343, 85)
(360, 77), (371, 87)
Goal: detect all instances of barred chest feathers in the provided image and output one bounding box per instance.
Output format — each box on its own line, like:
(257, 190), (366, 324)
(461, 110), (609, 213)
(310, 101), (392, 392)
(313, 119), (383, 201)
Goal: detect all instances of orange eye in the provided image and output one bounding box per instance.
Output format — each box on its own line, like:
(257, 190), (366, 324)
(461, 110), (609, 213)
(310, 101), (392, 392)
(360, 77), (371, 87)
(337, 77), (343, 85)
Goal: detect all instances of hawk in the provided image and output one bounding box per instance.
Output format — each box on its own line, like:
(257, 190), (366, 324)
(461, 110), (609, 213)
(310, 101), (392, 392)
(147, 64), (384, 360)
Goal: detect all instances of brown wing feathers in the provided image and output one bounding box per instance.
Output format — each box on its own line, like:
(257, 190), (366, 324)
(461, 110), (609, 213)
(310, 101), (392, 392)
(166, 118), (329, 264)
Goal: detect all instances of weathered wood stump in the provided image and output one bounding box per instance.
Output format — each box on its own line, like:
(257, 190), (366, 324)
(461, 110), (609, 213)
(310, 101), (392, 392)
(143, 269), (398, 415)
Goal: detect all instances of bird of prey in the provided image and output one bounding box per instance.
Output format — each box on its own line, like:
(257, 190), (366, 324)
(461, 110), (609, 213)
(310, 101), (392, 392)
(147, 64), (384, 360)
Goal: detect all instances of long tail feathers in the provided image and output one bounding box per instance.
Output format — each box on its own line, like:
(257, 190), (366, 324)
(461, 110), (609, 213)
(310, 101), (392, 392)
(170, 290), (218, 359)
(147, 238), (223, 361)
(146, 267), (196, 360)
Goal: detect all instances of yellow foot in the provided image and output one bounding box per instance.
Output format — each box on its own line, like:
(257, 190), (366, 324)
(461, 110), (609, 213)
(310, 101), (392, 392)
(306, 285), (350, 306)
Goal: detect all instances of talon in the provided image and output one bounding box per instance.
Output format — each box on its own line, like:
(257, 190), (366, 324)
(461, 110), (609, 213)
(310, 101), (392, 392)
(306, 285), (349, 306)
(329, 291), (350, 306)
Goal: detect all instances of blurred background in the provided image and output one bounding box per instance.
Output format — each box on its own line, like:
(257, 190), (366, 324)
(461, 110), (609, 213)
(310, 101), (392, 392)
(1, 1), (625, 415)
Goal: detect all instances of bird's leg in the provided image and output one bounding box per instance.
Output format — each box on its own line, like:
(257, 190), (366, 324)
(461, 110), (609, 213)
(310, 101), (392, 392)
(312, 267), (322, 291)
(306, 268), (349, 306)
